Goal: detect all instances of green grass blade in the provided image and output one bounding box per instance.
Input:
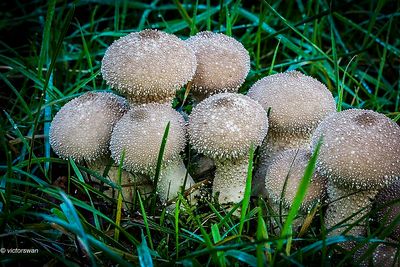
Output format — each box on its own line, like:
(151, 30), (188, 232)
(151, 121), (170, 215)
(69, 159), (100, 231)
(239, 144), (254, 235)
(277, 139), (322, 252)
(330, 21), (341, 111)
(114, 149), (125, 241)
(138, 190), (154, 250)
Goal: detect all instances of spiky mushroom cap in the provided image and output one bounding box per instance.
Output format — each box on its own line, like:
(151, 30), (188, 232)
(101, 29), (197, 104)
(265, 149), (327, 212)
(50, 92), (129, 162)
(188, 93), (268, 159)
(186, 31), (250, 97)
(374, 180), (400, 241)
(110, 103), (186, 174)
(371, 242), (399, 266)
(247, 71), (336, 135)
(311, 109), (400, 191)
(356, 240), (400, 267)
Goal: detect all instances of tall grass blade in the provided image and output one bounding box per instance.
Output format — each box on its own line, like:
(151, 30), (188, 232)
(151, 122), (170, 215)
(277, 139), (322, 252)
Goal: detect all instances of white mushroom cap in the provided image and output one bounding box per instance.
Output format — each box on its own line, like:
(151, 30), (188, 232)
(265, 149), (327, 212)
(247, 71), (336, 134)
(311, 109), (400, 190)
(188, 93), (268, 159)
(49, 92), (129, 162)
(186, 31), (250, 97)
(101, 29), (197, 104)
(109, 103), (186, 174)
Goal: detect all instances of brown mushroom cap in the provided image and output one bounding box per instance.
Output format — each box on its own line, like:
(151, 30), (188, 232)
(186, 31), (250, 96)
(247, 71), (336, 134)
(49, 92), (129, 162)
(374, 180), (400, 240)
(188, 93), (268, 159)
(109, 103), (186, 174)
(311, 109), (400, 190)
(265, 149), (327, 212)
(101, 29), (197, 104)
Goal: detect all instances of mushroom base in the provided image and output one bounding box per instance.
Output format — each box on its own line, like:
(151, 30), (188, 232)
(156, 159), (198, 207)
(268, 200), (313, 235)
(89, 160), (153, 210)
(325, 181), (378, 238)
(252, 132), (310, 197)
(213, 156), (249, 205)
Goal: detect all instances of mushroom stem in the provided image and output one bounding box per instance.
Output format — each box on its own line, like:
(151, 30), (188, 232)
(213, 156), (249, 205)
(269, 202), (305, 233)
(88, 159), (153, 208)
(253, 132), (310, 197)
(325, 181), (378, 237)
(157, 158), (197, 206)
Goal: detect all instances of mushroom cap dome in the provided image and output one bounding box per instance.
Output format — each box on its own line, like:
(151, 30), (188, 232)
(186, 31), (250, 96)
(247, 71), (336, 134)
(374, 180), (400, 240)
(311, 109), (400, 190)
(188, 93), (268, 159)
(101, 29), (197, 104)
(110, 103), (186, 174)
(50, 92), (129, 162)
(265, 149), (327, 211)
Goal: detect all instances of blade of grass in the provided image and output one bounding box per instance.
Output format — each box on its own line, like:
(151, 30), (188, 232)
(276, 138), (322, 252)
(59, 191), (97, 266)
(151, 122), (170, 215)
(211, 223), (226, 266)
(137, 230), (154, 267)
(69, 159), (100, 231)
(256, 198), (270, 266)
(114, 149), (125, 242)
(137, 190), (154, 250)
(330, 20), (341, 111)
(27, 4), (75, 172)
(175, 195), (181, 258)
(239, 144), (254, 235)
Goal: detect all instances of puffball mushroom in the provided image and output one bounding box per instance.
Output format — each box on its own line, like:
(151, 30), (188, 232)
(101, 29), (197, 105)
(355, 239), (399, 267)
(50, 92), (129, 162)
(374, 180), (400, 241)
(265, 149), (327, 230)
(188, 93), (268, 205)
(247, 71), (336, 197)
(49, 92), (150, 206)
(311, 109), (400, 237)
(186, 31), (250, 100)
(109, 103), (197, 205)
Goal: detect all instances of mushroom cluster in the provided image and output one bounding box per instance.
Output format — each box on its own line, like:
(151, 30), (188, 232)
(50, 29), (400, 264)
